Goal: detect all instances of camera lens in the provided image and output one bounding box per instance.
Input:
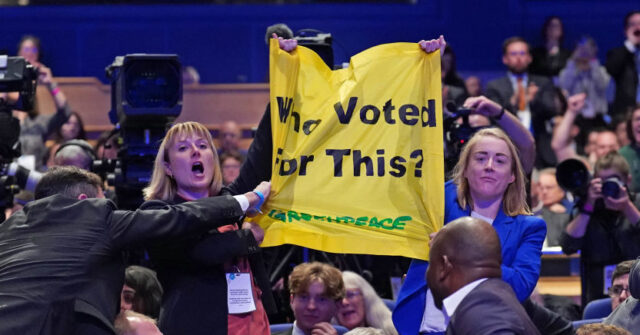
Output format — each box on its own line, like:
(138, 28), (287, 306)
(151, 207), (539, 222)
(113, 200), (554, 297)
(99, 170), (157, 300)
(602, 179), (621, 199)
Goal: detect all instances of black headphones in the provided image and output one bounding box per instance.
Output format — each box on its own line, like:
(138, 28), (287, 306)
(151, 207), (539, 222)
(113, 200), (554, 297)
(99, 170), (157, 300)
(55, 139), (97, 167)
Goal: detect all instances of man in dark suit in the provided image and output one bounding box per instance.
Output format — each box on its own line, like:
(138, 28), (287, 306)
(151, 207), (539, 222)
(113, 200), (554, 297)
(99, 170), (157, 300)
(606, 10), (640, 117)
(486, 36), (558, 168)
(0, 166), (268, 335)
(426, 216), (540, 335)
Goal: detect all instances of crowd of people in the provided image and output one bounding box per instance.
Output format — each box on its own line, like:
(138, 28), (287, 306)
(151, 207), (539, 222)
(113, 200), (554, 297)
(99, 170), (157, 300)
(1, 10), (640, 335)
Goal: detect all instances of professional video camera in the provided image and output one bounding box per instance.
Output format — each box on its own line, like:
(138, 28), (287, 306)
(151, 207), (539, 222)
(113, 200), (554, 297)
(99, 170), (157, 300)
(0, 55), (39, 221)
(100, 54), (182, 210)
(443, 102), (488, 175)
(294, 29), (334, 69)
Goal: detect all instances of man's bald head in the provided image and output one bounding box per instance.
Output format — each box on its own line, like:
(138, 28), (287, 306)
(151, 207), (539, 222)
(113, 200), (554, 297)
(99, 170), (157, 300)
(433, 216), (502, 268)
(426, 217), (502, 309)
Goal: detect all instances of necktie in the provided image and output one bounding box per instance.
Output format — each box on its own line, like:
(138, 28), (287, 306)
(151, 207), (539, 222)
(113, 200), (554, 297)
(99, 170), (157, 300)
(517, 77), (526, 111)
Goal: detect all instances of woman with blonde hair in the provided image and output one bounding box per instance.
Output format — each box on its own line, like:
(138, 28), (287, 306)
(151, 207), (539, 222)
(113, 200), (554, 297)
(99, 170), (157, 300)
(394, 97), (546, 334)
(143, 121), (275, 335)
(336, 271), (397, 335)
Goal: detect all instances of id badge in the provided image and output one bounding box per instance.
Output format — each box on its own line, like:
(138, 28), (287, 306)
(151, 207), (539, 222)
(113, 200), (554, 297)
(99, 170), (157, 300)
(226, 272), (256, 314)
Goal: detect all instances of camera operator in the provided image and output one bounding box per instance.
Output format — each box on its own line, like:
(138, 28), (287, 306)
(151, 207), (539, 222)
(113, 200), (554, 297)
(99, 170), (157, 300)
(560, 152), (640, 307)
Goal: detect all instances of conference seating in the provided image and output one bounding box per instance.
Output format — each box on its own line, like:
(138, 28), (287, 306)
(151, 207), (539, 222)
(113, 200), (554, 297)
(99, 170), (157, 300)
(582, 297), (612, 320)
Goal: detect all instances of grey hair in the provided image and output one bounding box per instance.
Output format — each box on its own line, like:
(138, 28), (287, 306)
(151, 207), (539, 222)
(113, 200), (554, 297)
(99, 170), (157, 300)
(341, 271), (398, 335)
(344, 327), (385, 335)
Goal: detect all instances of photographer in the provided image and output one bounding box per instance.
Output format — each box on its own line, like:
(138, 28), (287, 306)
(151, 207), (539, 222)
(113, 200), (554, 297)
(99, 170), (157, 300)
(560, 152), (640, 307)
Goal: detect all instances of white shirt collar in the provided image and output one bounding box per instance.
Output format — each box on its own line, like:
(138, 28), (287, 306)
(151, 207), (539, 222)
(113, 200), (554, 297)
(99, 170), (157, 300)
(470, 211), (495, 225)
(442, 278), (488, 319)
(292, 321), (306, 335)
(625, 40), (638, 53)
(508, 72), (528, 85)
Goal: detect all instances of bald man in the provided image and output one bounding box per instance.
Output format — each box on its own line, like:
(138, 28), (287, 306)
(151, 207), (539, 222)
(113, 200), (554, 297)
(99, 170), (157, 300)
(426, 217), (540, 335)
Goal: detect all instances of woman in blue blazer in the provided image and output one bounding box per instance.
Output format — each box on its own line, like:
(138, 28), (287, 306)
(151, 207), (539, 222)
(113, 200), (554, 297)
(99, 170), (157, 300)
(392, 126), (546, 334)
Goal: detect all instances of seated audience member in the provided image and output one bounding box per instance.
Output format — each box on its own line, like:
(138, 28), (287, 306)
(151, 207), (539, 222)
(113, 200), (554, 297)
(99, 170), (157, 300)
(486, 36), (558, 168)
(560, 152), (640, 307)
(273, 262), (345, 335)
(557, 36), (611, 125)
(335, 271), (397, 335)
(614, 115), (631, 148)
(220, 151), (245, 186)
(594, 130), (621, 164)
(530, 16), (571, 78)
(53, 139), (96, 171)
(427, 217), (540, 334)
(619, 105), (640, 193)
(464, 76), (482, 97)
(535, 168), (571, 247)
(0, 166), (270, 334)
(218, 120), (247, 157)
(95, 130), (120, 160)
(114, 310), (162, 335)
(121, 266), (163, 319)
(609, 260), (635, 312)
(577, 324), (632, 335)
(603, 259), (640, 333)
(46, 111), (87, 167)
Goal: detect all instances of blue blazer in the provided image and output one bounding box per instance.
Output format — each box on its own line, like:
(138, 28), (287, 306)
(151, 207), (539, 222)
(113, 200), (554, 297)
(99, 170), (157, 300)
(392, 181), (546, 335)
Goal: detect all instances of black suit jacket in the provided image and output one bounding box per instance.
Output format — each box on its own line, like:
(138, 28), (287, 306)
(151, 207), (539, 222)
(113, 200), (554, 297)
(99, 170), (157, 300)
(485, 74), (558, 168)
(147, 196), (276, 335)
(606, 46), (639, 116)
(446, 278), (540, 335)
(0, 194), (243, 335)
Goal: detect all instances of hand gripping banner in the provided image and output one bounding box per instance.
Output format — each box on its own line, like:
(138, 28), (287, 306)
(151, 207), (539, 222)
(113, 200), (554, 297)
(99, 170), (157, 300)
(254, 39), (444, 260)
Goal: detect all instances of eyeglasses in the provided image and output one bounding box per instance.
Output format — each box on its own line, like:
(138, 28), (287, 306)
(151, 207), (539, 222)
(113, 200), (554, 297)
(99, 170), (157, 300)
(344, 290), (363, 301)
(608, 285), (630, 297)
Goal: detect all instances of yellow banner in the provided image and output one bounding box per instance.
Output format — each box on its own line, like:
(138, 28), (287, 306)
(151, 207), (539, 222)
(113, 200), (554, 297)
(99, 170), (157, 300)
(254, 39), (444, 260)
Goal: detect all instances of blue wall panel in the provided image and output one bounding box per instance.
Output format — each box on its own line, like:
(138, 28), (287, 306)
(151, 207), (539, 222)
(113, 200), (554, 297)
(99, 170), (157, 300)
(0, 1), (637, 83)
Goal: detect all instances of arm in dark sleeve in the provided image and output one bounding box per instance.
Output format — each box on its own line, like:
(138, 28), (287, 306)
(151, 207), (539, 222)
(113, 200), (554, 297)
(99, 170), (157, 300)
(559, 230), (583, 255)
(485, 81), (516, 115)
(522, 299), (573, 335)
(529, 78), (558, 121)
(605, 48), (627, 79)
(43, 102), (72, 139)
(108, 196), (244, 249)
(225, 104), (273, 195)
(188, 229), (259, 266)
